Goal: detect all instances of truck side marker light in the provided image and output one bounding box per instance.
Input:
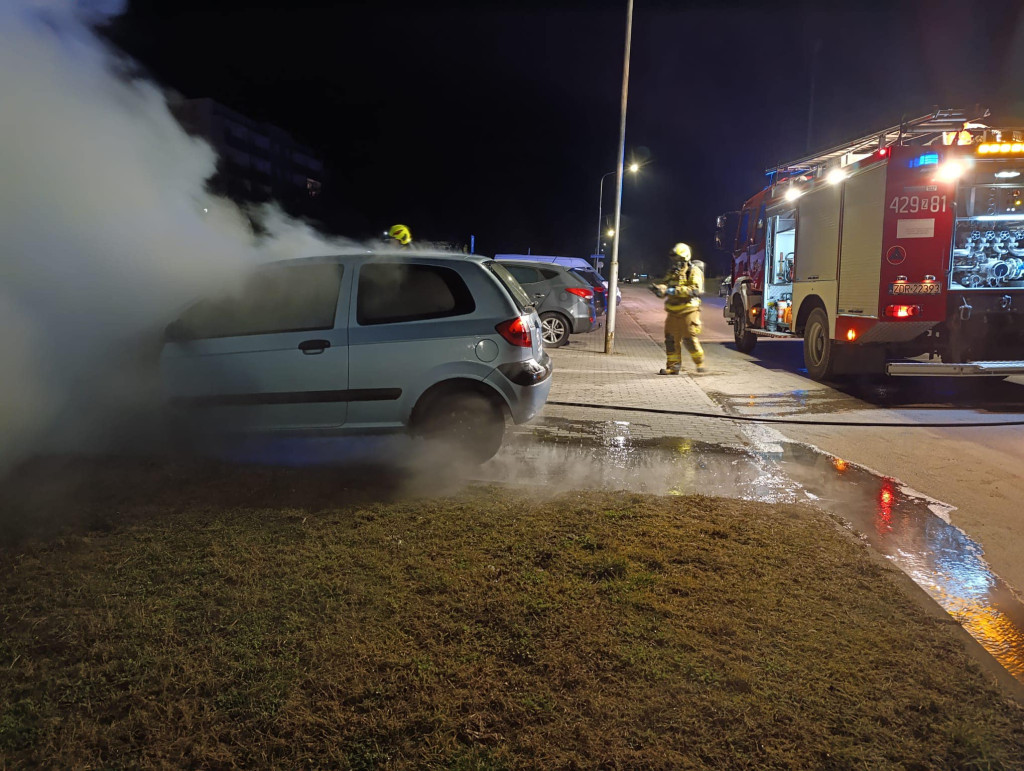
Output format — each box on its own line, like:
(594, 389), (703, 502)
(846, 329), (857, 341)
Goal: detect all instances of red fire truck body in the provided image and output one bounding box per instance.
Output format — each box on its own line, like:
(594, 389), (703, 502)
(719, 110), (1024, 380)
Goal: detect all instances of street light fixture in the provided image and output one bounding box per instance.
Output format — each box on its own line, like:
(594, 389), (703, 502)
(596, 163), (639, 255)
(606, 228), (615, 237)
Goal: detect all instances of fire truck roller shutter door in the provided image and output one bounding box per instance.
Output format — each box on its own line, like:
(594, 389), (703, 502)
(793, 183), (841, 339)
(838, 164), (887, 318)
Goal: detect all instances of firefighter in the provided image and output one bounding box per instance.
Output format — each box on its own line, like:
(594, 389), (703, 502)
(387, 223), (412, 247)
(651, 242), (706, 374)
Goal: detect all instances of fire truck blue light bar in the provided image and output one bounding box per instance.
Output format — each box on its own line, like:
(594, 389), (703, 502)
(909, 153), (939, 169)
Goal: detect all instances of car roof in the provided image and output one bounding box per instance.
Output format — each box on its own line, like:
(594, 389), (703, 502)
(263, 250), (495, 268)
(494, 259), (571, 272)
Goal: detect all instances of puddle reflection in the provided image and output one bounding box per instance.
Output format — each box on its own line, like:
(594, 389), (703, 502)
(778, 446), (1024, 682)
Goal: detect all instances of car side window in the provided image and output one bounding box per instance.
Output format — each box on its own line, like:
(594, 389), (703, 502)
(357, 263), (476, 325)
(172, 263), (343, 340)
(503, 265), (541, 285)
(539, 268), (560, 280)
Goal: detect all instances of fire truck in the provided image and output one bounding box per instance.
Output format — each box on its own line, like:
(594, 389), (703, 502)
(718, 109), (1024, 380)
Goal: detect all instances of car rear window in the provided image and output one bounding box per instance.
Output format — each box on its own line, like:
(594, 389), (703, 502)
(487, 262), (532, 309)
(357, 263), (476, 325)
(569, 268), (603, 288)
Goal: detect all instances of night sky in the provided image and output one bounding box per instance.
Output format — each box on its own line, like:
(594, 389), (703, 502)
(108, 0), (1024, 276)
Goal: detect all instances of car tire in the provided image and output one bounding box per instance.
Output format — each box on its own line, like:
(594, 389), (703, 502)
(733, 302), (757, 353)
(803, 307), (838, 381)
(540, 312), (570, 347)
(418, 391), (506, 463)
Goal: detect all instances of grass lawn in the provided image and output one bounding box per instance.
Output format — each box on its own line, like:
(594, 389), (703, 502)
(1, 458), (1023, 769)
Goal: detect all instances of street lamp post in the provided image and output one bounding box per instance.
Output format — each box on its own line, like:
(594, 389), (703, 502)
(595, 163), (639, 256)
(604, 0), (634, 355)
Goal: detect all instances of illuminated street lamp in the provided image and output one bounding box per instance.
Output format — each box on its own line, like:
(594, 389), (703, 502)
(606, 228), (615, 237)
(596, 162), (639, 255)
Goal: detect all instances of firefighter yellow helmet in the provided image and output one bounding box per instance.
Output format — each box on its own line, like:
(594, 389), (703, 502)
(388, 224), (412, 246)
(672, 242), (692, 261)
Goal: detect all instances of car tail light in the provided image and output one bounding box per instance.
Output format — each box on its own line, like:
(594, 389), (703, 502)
(595, 286), (606, 293)
(566, 287), (593, 299)
(495, 317), (532, 347)
(884, 304), (922, 318)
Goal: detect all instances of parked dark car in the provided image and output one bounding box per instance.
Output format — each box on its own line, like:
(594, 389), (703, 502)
(568, 267), (609, 315)
(496, 260), (597, 347)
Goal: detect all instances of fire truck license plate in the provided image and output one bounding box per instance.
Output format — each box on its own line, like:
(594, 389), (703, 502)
(890, 282), (940, 295)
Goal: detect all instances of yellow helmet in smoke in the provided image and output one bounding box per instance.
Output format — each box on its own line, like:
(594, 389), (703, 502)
(672, 242), (691, 261)
(388, 224), (412, 246)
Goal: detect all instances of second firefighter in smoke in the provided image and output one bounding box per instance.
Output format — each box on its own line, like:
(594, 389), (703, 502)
(651, 242), (706, 374)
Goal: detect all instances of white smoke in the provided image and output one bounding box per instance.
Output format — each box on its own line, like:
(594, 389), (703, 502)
(0, 1), (356, 469)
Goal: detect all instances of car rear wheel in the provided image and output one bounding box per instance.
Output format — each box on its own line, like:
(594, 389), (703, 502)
(417, 391), (506, 463)
(539, 312), (570, 347)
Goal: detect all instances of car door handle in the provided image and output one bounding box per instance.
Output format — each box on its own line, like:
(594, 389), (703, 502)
(298, 339), (330, 354)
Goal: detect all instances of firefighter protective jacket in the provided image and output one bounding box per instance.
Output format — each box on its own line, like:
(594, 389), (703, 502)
(659, 260), (704, 314)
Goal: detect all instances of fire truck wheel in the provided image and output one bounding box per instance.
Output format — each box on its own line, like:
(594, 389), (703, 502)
(733, 303), (757, 353)
(803, 307), (836, 381)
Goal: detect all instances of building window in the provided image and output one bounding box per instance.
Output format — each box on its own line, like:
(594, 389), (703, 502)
(307, 178), (322, 197)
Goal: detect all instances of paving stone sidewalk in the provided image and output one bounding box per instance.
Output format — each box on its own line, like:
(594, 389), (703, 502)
(520, 297), (750, 446)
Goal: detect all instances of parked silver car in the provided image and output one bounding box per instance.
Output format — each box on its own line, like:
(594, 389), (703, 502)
(495, 259), (596, 347)
(161, 252), (552, 461)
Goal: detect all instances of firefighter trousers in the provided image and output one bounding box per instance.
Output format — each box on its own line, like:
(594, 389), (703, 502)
(664, 307), (704, 370)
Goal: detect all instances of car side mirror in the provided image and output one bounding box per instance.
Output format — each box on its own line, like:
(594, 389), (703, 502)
(715, 211), (740, 251)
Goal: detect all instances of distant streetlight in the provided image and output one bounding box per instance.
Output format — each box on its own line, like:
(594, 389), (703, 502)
(606, 228), (615, 237)
(596, 162), (639, 255)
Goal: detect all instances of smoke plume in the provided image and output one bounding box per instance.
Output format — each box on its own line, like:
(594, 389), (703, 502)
(0, 1), (355, 469)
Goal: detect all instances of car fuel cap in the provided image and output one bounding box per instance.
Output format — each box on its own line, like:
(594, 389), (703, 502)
(475, 339), (499, 362)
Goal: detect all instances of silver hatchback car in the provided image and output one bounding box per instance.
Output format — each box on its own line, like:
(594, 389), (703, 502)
(496, 259), (596, 347)
(161, 252), (552, 461)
